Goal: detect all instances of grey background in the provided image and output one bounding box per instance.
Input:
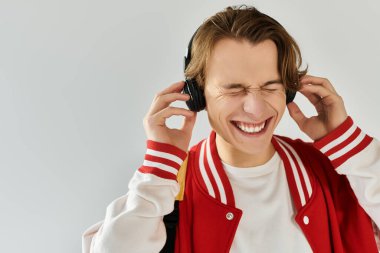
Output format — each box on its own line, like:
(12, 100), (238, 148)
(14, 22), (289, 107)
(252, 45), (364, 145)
(0, 0), (379, 252)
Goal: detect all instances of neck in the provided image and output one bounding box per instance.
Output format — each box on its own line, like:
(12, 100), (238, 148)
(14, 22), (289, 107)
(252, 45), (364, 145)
(215, 134), (275, 168)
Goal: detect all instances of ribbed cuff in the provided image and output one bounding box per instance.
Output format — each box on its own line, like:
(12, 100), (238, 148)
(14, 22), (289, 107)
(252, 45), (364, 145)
(138, 140), (187, 180)
(313, 116), (373, 169)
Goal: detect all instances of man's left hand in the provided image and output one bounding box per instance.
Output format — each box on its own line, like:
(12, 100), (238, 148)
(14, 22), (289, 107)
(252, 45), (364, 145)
(287, 75), (348, 141)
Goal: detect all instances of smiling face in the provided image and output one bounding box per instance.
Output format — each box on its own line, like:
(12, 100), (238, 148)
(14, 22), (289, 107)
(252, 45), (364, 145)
(204, 38), (286, 167)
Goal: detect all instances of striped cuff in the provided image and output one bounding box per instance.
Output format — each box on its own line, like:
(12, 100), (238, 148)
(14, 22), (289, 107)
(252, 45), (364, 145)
(313, 116), (373, 169)
(138, 140), (187, 180)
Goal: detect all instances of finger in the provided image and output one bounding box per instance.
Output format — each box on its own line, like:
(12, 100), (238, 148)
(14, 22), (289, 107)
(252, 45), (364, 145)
(301, 85), (341, 108)
(298, 86), (325, 111)
(153, 107), (195, 126)
(300, 75), (337, 94)
(300, 84), (336, 105)
(156, 81), (186, 96)
(148, 93), (190, 115)
(180, 111), (197, 132)
(287, 102), (308, 130)
(298, 88), (321, 106)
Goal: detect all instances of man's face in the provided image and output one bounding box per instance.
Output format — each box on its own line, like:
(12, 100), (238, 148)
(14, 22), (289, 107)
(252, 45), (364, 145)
(204, 38), (286, 157)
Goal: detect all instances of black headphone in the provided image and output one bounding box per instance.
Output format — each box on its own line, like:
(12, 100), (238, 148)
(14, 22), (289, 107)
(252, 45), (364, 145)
(182, 30), (297, 112)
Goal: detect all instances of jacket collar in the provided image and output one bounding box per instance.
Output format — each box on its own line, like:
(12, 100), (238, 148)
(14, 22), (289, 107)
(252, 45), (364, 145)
(193, 131), (315, 212)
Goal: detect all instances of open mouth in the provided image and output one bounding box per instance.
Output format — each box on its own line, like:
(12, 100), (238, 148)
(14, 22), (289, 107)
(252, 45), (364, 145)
(231, 117), (272, 136)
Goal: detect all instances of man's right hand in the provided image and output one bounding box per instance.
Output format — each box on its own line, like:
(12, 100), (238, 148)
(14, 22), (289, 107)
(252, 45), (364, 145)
(143, 81), (197, 152)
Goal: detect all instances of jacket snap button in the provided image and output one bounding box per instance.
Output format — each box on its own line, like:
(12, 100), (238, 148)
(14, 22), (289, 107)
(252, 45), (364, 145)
(303, 216), (309, 225)
(226, 212), (234, 220)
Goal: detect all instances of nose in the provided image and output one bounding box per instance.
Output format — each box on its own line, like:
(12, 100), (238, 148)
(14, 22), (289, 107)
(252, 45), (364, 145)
(242, 91), (266, 118)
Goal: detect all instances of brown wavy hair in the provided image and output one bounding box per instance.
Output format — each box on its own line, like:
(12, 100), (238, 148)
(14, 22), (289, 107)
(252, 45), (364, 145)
(185, 5), (308, 91)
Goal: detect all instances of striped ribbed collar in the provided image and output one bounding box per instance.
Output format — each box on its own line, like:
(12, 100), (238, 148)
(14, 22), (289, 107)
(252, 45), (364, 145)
(193, 131), (315, 212)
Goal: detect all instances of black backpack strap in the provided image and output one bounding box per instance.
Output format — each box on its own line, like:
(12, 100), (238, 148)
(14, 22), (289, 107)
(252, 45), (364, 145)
(160, 200), (179, 253)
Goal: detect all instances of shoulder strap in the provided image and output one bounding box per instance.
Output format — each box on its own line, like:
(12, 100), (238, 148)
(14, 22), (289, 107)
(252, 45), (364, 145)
(160, 200), (179, 253)
(160, 156), (188, 253)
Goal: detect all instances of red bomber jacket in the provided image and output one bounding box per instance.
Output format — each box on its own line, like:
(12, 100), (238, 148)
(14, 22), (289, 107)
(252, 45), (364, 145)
(82, 117), (380, 253)
(174, 118), (379, 252)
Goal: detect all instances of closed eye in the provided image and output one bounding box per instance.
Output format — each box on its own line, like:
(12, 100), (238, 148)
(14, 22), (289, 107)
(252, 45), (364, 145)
(262, 83), (284, 92)
(263, 88), (279, 92)
(221, 85), (247, 95)
(225, 89), (246, 96)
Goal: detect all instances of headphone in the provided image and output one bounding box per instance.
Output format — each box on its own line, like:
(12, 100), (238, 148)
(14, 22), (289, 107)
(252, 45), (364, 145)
(182, 30), (297, 112)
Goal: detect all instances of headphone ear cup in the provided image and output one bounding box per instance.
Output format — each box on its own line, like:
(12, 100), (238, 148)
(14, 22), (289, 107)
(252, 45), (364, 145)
(285, 89), (296, 104)
(183, 79), (206, 112)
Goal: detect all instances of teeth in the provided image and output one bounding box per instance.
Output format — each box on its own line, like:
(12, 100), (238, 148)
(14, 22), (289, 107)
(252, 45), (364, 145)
(235, 121), (266, 133)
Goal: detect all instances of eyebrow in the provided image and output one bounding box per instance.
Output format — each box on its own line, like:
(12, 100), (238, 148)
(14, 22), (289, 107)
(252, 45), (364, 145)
(222, 79), (283, 89)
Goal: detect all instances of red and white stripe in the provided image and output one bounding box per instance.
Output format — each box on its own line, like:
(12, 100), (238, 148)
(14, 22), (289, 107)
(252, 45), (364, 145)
(314, 117), (373, 169)
(275, 137), (313, 207)
(196, 132), (314, 208)
(198, 134), (230, 205)
(205, 137), (227, 204)
(199, 140), (216, 198)
(138, 140), (187, 181)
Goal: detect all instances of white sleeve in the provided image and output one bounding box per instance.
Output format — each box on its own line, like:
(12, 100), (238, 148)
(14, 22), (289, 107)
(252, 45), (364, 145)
(82, 140), (187, 253)
(335, 140), (380, 227)
(313, 116), (380, 229)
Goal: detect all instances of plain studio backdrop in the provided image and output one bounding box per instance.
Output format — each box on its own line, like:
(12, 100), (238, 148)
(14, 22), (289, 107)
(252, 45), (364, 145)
(0, 0), (379, 252)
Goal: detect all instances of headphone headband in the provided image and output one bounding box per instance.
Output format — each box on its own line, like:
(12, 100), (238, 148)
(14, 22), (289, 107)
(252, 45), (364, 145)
(184, 28), (199, 73)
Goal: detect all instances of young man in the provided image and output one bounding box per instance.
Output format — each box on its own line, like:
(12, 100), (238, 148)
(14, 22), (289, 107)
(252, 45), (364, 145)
(82, 6), (380, 253)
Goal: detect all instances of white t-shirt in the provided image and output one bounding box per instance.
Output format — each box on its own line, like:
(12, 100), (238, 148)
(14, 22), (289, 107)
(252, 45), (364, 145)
(222, 151), (313, 253)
